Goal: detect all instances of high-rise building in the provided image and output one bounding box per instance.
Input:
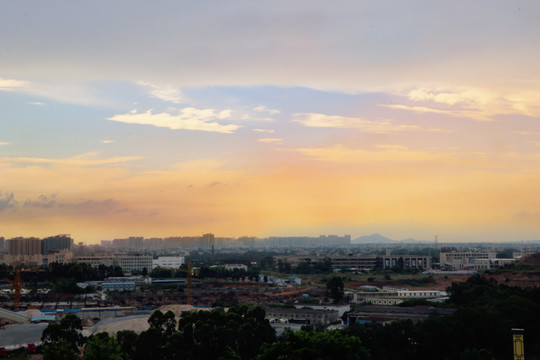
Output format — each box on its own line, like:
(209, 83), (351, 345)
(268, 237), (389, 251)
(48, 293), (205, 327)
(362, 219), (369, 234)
(42, 234), (73, 255)
(7, 237), (42, 265)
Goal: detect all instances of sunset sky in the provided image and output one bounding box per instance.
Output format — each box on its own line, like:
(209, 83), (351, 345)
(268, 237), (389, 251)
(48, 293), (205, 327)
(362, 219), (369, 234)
(2, 1), (540, 243)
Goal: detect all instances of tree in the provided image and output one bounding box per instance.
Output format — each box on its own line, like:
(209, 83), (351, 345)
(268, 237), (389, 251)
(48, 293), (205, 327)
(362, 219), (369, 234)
(326, 275), (344, 303)
(116, 330), (138, 359)
(42, 313), (85, 360)
(82, 333), (125, 360)
(177, 306), (275, 359)
(148, 310), (176, 338)
(257, 329), (369, 360)
(42, 338), (81, 360)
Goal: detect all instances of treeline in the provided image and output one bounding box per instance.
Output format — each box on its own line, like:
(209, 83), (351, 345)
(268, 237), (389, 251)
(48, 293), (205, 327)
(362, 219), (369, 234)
(342, 274), (540, 359)
(39, 274), (540, 359)
(1, 263), (124, 294)
(151, 265), (260, 282)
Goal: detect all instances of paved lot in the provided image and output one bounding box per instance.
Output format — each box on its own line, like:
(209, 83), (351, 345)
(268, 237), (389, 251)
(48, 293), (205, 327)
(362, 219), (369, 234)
(0, 323), (48, 347)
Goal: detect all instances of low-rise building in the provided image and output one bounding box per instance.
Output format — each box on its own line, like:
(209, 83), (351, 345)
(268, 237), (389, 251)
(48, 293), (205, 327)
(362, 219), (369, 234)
(264, 307), (339, 324)
(152, 256), (185, 269)
(224, 264), (248, 271)
(440, 251), (496, 270)
(75, 254), (152, 275)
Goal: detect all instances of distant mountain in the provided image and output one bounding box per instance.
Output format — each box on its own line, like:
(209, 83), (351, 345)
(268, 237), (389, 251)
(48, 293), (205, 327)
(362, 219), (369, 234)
(399, 238), (426, 244)
(352, 233), (398, 244)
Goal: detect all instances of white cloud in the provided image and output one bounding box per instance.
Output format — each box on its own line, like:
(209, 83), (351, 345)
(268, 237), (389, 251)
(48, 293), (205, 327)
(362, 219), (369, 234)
(101, 139), (115, 144)
(138, 82), (183, 104)
(407, 88), (490, 106)
(254, 105), (281, 114)
(257, 138), (283, 144)
(292, 113), (419, 133)
(107, 108), (240, 134)
(29, 102), (46, 106)
(0, 77), (28, 91)
(0, 142), (9, 146)
(240, 114), (274, 122)
(384, 104), (493, 122)
(253, 129), (275, 133)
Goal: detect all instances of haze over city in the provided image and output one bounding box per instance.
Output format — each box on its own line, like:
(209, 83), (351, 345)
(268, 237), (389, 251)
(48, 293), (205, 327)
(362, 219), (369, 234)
(2, 1), (540, 243)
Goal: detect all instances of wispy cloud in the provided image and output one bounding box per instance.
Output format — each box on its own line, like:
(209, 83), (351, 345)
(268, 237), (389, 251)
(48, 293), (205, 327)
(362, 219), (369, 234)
(387, 87), (540, 121)
(293, 113), (419, 133)
(0, 152), (142, 167)
(0, 77), (28, 91)
(101, 139), (115, 144)
(138, 82), (183, 104)
(0, 191), (17, 212)
(254, 105), (281, 114)
(297, 145), (459, 164)
(385, 104), (493, 122)
(514, 131), (540, 136)
(240, 114), (274, 122)
(108, 108), (240, 134)
(0, 142), (9, 146)
(253, 129), (275, 133)
(257, 138), (283, 144)
(376, 144), (408, 150)
(23, 194), (130, 215)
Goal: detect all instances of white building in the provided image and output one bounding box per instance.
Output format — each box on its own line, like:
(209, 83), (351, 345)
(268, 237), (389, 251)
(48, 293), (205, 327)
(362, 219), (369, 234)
(440, 251), (496, 270)
(75, 254), (152, 275)
(152, 256), (185, 269)
(224, 264), (248, 271)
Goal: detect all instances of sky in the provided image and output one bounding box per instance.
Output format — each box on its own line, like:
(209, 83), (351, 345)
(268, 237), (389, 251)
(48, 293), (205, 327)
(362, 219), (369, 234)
(1, 1), (540, 243)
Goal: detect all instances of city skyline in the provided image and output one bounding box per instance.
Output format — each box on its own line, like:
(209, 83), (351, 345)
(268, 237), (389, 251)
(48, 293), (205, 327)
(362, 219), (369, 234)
(2, 2), (540, 244)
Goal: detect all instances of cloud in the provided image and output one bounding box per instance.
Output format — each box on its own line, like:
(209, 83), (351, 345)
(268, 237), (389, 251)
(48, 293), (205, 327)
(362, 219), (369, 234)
(0, 142), (9, 146)
(257, 138), (283, 144)
(29, 101), (46, 106)
(23, 194), (129, 215)
(108, 108), (241, 134)
(254, 105), (281, 114)
(376, 144), (408, 150)
(138, 82), (184, 103)
(514, 131), (540, 136)
(407, 88), (490, 106)
(0, 191), (17, 212)
(0, 77), (28, 91)
(387, 87), (540, 121)
(297, 145), (461, 164)
(240, 114), (275, 122)
(384, 104), (493, 122)
(292, 113), (419, 133)
(0, 152), (142, 167)
(101, 139), (115, 144)
(253, 128), (275, 133)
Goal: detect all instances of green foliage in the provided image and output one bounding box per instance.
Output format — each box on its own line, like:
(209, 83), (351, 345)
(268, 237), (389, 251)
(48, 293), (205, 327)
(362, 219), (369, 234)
(149, 267), (173, 278)
(326, 275), (344, 303)
(43, 338), (81, 360)
(257, 329), (369, 360)
(294, 259), (333, 274)
(116, 330), (137, 359)
(42, 314), (85, 360)
(53, 277), (83, 293)
(82, 333), (125, 360)
(177, 305), (276, 360)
